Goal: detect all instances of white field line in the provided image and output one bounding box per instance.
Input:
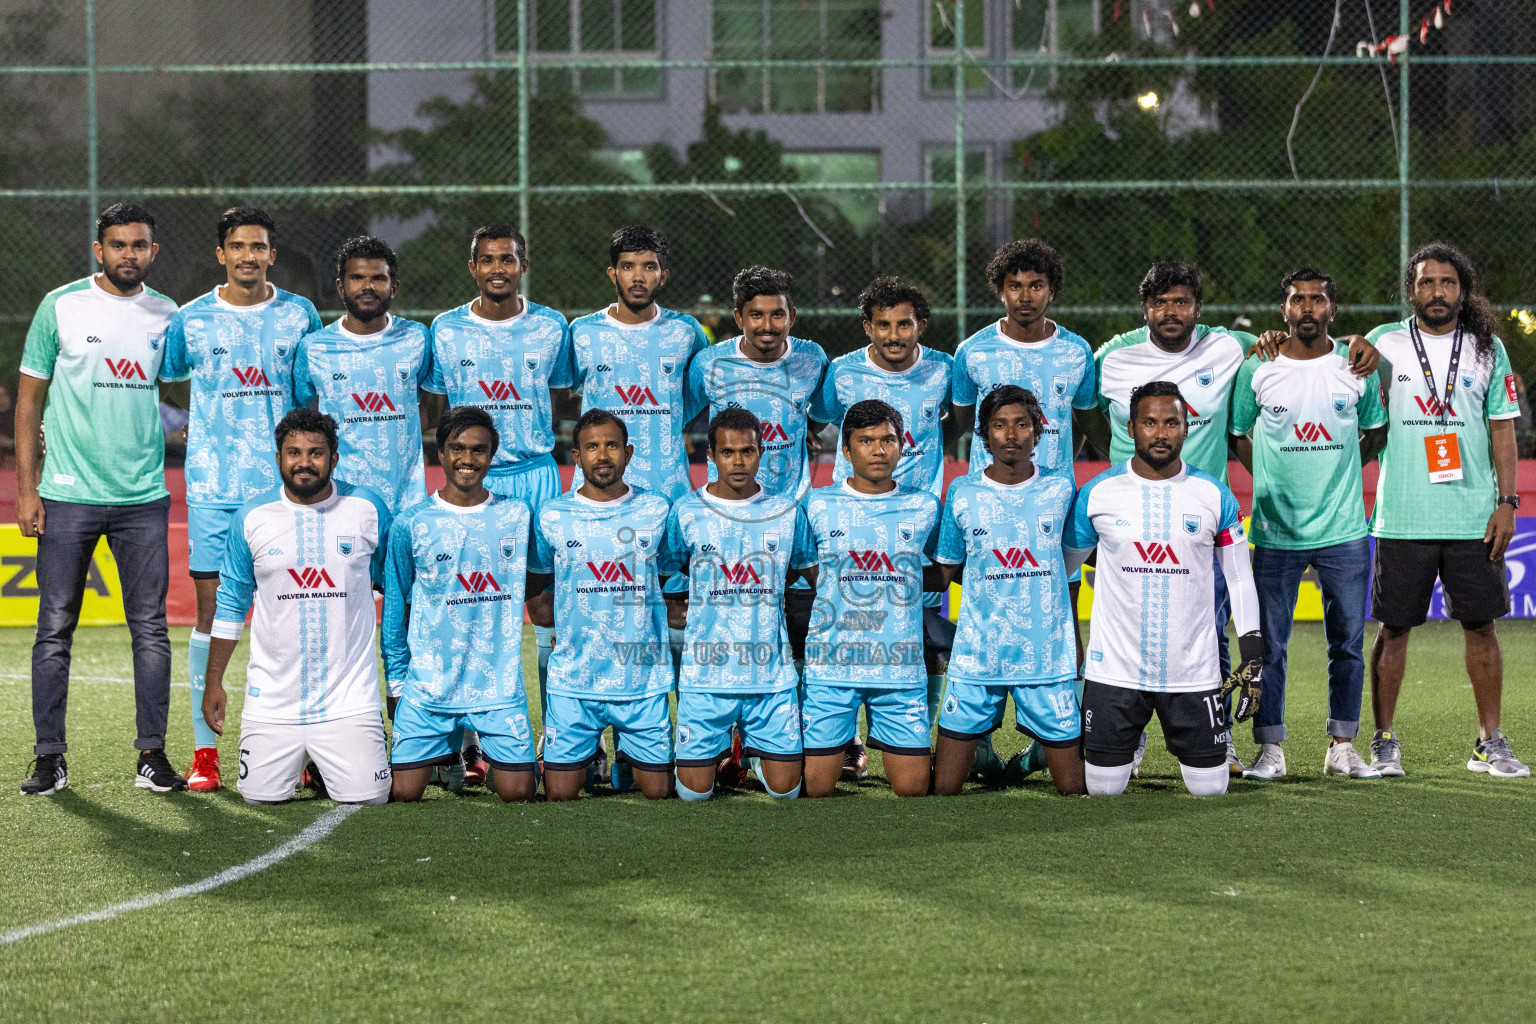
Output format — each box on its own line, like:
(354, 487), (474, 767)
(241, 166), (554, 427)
(0, 802), (363, 945)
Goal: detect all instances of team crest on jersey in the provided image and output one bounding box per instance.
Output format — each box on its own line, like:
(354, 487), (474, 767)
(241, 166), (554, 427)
(1332, 393), (1349, 413)
(922, 398), (938, 422)
(899, 521), (915, 543)
(1052, 373), (1069, 397)
(1196, 368), (1214, 388)
(764, 532), (780, 553)
(500, 535), (517, 559)
(659, 356), (676, 376)
(635, 529), (653, 551)
(147, 330), (163, 352)
(337, 535), (355, 556)
(1460, 371), (1474, 388)
(275, 340), (290, 359)
(792, 390), (806, 413)
(524, 352), (540, 372)
(395, 359), (412, 383)
(1038, 514), (1056, 536)
(1182, 515), (1201, 535)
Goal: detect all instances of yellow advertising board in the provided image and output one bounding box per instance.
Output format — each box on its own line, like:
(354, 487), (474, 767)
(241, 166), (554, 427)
(0, 525), (127, 627)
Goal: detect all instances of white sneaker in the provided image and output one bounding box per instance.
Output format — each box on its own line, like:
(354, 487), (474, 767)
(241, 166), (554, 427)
(1325, 740), (1382, 779)
(1241, 743), (1286, 780)
(1225, 739), (1245, 776)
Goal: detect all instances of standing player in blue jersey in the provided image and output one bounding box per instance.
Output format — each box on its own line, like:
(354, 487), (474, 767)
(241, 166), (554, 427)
(294, 236), (435, 517)
(160, 207), (321, 792)
(1063, 382), (1264, 797)
(932, 386), (1086, 796)
(812, 277), (952, 776)
(423, 225), (573, 784)
(200, 409), (393, 804)
(383, 407), (548, 803)
(801, 401), (941, 798)
(532, 409), (675, 802)
(949, 239), (1094, 783)
(666, 408), (817, 802)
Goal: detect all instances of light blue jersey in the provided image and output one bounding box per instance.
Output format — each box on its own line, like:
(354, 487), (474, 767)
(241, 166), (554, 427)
(935, 471), (1078, 685)
(425, 299), (574, 479)
(952, 320), (1096, 480)
(530, 486), (674, 700)
(812, 344), (953, 499)
(685, 336), (828, 499)
(569, 306), (709, 504)
(801, 483), (941, 689)
(160, 286), (321, 508)
(382, 492), (536, 712)
(294, 314), (433, 516)
(665, 487), (816, 695)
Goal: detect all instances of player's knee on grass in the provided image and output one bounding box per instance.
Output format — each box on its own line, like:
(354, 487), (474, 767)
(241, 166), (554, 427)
(1180, 761), (1229, 797)
(802, 754), (842, 798)
(491, 768), (537, 803)
(544, 767), (587, 802)
(391, 767), (432, 802)
(933, 735), (977, 796)
(882, 752), (930, 798)
(757, 757), (803, 799)
(1042, 743), (1087, 796)
(676, 771), (713, 801)
(633, 767), (673, 800)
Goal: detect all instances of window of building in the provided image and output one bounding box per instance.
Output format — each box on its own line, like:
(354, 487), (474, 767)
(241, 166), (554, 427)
(926, 0), (988, 95)
(781, 151), (881, 230)
(711, 0), (881, 115)
(496, 0), (662, 97)
(925, 146), (990, 211)
(1009, 1), (1100, 91)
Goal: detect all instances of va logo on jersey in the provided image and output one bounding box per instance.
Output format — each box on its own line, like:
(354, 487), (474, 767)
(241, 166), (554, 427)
(1133, 542), (1180, 564)
(1294, 422), (1333, 443)
(524, 352), (540, 372)
(456, 571), (501, 593)
(1183, 514), (1202, 535)
(1053, 374), (1069, 397)
(899, 521), (915, 543)
(232, 366), (271, 387)
(760, 422), (789, 443)
(587, 561), (634, 582)
(1332, 393), (1349, 414)
(479, 380), (521, 401)
(1415, 396), (1456, 417)
(1037, 514), (1055, 537)
(719, 562), (762, 584)
(353, 392), (396, 412)
(614, 384), (660, 406)
(337, 535), (355, 556)
(992, 547), (1039, 568)
(395, 359), (412, 383)
(500, 536), (517, 559)
(1196, 367), (1214, 388)
(849, 551), (896, 571)
(288, 567), (337, 588)
(105, 358), (148, 380)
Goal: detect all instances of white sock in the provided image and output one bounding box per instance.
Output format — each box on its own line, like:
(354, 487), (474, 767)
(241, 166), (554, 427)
(1180, 762), (1229, 797)
(1085, 761), (1133, 796)
(676, 774), (712, 802)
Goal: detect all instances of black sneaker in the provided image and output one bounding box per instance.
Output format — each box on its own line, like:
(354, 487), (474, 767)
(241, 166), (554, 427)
(21, 753), (68, 796)
(303, 761), (330, 798)
(135, 749), (188, 792)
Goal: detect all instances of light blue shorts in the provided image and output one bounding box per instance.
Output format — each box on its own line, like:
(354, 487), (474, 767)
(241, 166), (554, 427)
(390, 698), (536, 770)
(486, 454), (562, 521)
(187, 505), (237, 576)
(801, 684), (931, 756)
(542, 691), (673, 771)
(937, 677), (1082, 747)
(676, 689), (801, 766)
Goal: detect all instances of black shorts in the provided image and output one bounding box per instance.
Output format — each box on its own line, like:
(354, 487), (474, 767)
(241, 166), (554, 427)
(1081, 679), (1228, 769)
(785, 585), (817, 662)
(1371, 538), (1510, 628)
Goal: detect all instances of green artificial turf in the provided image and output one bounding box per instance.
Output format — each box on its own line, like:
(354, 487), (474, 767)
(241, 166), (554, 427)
(0, 622), (1532, 1023)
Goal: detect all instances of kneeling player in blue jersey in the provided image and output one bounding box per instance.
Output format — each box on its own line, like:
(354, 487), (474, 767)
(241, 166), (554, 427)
(533, 409), (676, 801)
(1063, 382), (1263, 797)
(932, 386), (1086, 796)
(801, 400), (943, 797)
(382, 407), (548, 803)
(666, 408), (818, 801)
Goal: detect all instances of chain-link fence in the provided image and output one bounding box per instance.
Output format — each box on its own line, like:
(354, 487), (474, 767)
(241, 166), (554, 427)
(3, 0), (1535, 415)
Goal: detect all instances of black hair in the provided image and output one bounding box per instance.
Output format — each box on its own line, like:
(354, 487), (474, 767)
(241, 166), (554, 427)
(841, 399), (904, 451)
(1404, 241), (1499, 359)
(572, 407), (628, 449)
(977, 384), (1045, 449)
(274, 407), (339, 456)
(609, 225), (670, 269)
(96, 202), (155, 243)
(216, 206), (276, 248)
(732, 265), (793, 311)
(435, 405), (500, 457)
(858, 276), (931, 323)
(708, 406), (763, 451)
(1139, 259), (1204, 305)
(1280, 266), (1336, 305)
(334, 235), (398, 282)
(470, 224), (527, 262)
(1128, 380), (1187, 422)
(986, 238), (1064, 297)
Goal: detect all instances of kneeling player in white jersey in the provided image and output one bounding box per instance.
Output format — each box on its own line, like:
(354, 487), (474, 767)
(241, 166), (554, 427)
(201, 409), (393, 804)
(932, 385), (1086, 796)
(1063, 382), (1263, 797)
(801, 400), (942, 797)
(533, 409), (675, 801)
(666, 408), (818, 801)
(383, 407), (547, 802)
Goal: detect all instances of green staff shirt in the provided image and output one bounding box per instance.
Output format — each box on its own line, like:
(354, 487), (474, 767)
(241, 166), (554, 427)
(1367, 319), (1519, 540)
(19, 277), (177, 505)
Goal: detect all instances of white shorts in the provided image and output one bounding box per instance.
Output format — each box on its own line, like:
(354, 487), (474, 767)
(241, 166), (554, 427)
(237, 711), (391, 804)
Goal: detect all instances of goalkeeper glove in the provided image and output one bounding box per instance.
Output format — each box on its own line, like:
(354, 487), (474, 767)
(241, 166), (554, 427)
(1220, 631), (1263, 723)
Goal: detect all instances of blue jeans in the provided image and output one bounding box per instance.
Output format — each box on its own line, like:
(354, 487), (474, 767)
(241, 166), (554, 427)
(32, 497), (171, 755)
(1250, 538), (1371, 744)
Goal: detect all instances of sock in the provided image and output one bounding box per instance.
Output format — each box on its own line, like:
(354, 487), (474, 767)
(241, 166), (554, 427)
(533, 625), (554, 722)
(1084, 761), (1133, 795)
(926, 673), (945, 724)
(676, 774), (713, 801)
(669, 627), (685, 685)
(1180, 762), (1229, 797)
(461, 729), (480, 753)
(189, 631), (218, 750)
(973, 733), (1001, 770)
(758, 766), (801, 800)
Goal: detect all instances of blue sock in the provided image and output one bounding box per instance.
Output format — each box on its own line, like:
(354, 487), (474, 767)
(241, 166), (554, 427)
(926, 673), (945, 724)
(755, 763), (801, 799)
(189, 631), (218, 749)
(676, 774), (713, 801)
(533, 625), (554, 723)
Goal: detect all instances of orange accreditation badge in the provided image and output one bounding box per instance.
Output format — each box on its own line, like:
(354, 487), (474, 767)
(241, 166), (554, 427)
(1424, 432), (1463, 483)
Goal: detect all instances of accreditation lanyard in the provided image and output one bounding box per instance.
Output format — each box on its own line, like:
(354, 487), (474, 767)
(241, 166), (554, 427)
(1409, 320), (1465, 482)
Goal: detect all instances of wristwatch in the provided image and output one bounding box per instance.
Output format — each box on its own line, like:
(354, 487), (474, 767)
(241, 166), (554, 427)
(1498, 495), (1521, 510)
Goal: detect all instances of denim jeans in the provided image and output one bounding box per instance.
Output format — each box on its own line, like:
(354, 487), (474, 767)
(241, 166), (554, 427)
(1250, 538), (1371, 744)
(31, 496), (171, 755)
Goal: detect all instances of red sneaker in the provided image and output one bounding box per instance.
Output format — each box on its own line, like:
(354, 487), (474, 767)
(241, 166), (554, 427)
(463, 745), (489, 787)
(716, 729), (746, 787)
(185, 747), (221, 793)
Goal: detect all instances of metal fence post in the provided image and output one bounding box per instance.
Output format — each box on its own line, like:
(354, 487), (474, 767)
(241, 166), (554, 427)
(517, 0), (530, 274)
(953, 0), (966, 346)
(1398, 0), (1410, 302)
(85, 0), (98, 263)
